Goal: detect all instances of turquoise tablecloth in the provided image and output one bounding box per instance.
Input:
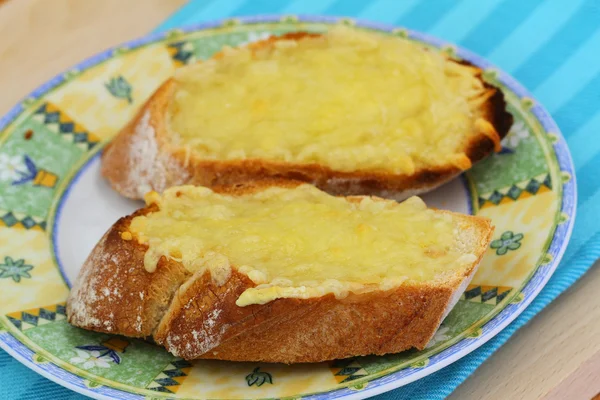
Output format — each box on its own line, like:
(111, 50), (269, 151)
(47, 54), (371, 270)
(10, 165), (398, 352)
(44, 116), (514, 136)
(2, 1), (600, 399)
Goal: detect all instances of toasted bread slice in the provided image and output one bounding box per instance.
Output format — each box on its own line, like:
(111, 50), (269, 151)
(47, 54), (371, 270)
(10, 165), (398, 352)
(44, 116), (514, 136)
(67, 180), (493, 363)
(101, 28), (512, 200)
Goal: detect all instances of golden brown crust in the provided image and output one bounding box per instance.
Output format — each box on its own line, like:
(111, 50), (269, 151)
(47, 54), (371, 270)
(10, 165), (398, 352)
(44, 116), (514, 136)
(67, 181), (494, 363)
(66, 206), (192, 338)
(154, 269), (455, 362)
(101, 32), (513, 200)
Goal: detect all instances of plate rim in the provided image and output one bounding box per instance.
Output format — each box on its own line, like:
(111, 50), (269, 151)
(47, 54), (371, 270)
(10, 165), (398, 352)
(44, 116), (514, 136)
(0, 14), (577, 400)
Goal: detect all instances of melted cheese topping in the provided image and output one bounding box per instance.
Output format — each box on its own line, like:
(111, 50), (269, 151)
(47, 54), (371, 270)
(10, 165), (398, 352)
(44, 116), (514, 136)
(168, 26), (492, 174)
(128, 185), (476, 306)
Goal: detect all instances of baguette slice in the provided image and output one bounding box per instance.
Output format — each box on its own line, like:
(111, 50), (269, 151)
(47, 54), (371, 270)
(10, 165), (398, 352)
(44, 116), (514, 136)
(101, 28), (512, 200)
(67, 180), (493, 363)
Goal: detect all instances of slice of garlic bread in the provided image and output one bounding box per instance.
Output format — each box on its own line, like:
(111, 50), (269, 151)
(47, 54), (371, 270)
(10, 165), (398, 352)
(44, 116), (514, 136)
(101, 27), (512, 200)
(67, 181), (493, 363)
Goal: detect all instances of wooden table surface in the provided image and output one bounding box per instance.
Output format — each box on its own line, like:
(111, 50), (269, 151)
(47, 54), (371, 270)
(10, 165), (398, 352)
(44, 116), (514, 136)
(0, 1), (599, 399)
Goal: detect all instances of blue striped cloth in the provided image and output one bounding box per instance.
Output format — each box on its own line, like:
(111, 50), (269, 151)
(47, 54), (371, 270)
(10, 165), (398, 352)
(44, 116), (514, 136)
(2, 1), (599, 399)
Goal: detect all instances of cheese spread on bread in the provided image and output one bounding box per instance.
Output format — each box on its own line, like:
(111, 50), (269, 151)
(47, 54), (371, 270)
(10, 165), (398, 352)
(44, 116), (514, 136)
(128, 185), (477, 306)
(168, 26), (498, 175)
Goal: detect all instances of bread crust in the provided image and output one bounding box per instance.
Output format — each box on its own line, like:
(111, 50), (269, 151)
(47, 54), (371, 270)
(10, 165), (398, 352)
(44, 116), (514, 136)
(66, 206), (192, 338)
(101, 32), (513, 200)
(67, 181), (494, 363)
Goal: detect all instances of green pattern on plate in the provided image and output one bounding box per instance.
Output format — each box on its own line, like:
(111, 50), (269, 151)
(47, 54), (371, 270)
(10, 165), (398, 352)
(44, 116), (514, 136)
(0, 119), (84, 218)
(0, 257), (34, 283)
(469, 113), (548, 194)
(25, 320), (175, 387)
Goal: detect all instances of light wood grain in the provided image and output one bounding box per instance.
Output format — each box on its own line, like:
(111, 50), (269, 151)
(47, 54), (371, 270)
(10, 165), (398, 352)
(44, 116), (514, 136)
(0, 0), (186, 115)
(0, 1), (598, 399)
(542, 350), (600, 400)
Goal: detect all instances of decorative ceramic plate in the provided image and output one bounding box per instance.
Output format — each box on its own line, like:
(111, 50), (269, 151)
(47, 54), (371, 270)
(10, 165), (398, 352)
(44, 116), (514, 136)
(0, 15), (576, 400)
